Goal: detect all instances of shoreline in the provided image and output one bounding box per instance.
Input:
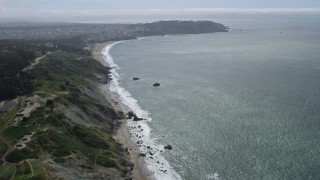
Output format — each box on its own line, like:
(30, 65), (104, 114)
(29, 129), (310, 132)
(92, 42), (148, 180)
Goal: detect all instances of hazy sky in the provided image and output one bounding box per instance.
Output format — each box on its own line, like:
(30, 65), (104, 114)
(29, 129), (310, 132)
(1, 0), (320, 22)
(2, 0), (320, 9)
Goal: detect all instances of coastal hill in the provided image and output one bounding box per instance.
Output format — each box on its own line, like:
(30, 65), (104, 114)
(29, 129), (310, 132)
(0, 20), (228, 179)
(130, 20), (229, 36)
(0, 20), (229, 102)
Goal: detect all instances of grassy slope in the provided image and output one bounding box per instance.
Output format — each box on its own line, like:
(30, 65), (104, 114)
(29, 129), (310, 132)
(1, 52), (131, 179)
(0, 164), (14, 179)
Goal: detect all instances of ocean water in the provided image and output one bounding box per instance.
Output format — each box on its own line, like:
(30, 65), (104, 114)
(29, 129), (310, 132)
(104, 15), (320, 180)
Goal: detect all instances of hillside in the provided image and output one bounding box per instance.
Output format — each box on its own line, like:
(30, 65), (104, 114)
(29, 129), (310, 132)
(0, 53), (132, 179)
(129, 20), (229, 36)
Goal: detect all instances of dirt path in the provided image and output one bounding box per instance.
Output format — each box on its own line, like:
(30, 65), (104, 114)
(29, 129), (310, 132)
(43, 166), (49, 180)
(26, 160), (34, 177)
(8, 164), (17, 180)
(23, 55), (46, 72)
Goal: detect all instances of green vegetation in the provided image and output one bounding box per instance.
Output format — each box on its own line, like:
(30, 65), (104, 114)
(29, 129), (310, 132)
(72, 126), (110, 149)
(0, 164), (14, 180)
(30, 162), (47, 180)
(0, 141), (7, 157)
(0, 108), (18, 129)
(0, 51), (131, 179)
(4, 125), (30, 143)
(30, 53), (109, 93)
(29, 120), (117, 166)
(19, 108), (45, 126)
(130, 20), (229, 36)
(94, 149), (116, 167)
(14, 161), (47, 180)
(15, 161), (32, 180)
(0, 37), (90, 102)
(6, 148), (39, 163)
(0, 48), (35, 101)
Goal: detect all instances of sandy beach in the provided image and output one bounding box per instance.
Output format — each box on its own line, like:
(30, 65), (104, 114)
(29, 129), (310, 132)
(91, 42), (112, 65)
(92, 42), (148, 180)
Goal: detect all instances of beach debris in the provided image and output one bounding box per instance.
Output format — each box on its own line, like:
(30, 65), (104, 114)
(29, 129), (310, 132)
(153, 83), (160, 87)
(132, 77), (140, 80)
(139, 153), (146, 157)
(164, 145), (173, 150)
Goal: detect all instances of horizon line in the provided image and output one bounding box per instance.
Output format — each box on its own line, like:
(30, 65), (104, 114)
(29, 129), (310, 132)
(1, 8), (320, 23)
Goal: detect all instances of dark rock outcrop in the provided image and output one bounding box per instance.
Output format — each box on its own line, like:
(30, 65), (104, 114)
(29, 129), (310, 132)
(127, 111), (135, 119)
(133, 115), (143, 121)
(127, 111), (144, 121)
(164, 145), (172, 150)
(153, 83), (160, 87)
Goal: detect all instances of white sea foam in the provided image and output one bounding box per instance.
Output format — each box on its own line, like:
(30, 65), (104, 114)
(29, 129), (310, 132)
(206, 173), (220, 180)
(102, 41), (182, 180)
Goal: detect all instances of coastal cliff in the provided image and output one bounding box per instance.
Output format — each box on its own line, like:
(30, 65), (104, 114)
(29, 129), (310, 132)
(0, 53), (133, 179)
(0, 20), (229, 179)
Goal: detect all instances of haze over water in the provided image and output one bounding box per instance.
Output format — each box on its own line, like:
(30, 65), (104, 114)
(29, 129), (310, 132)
(109, 15), (320, 179)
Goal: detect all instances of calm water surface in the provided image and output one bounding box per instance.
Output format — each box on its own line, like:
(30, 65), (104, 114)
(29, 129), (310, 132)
(110, 15), (320, 179)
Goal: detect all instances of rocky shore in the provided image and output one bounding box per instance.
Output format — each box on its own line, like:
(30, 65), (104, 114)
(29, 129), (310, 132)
(92, 41), (180, 180)
(92, 42), (148, 180)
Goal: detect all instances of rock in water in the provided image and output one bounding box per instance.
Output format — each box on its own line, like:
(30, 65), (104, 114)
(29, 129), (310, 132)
(153, 83), (160, 87)
(127, 111), (144, 121)
(127, 111), (135, 119)
(133, 114), (144, 121)
(164, 145), (172, 150)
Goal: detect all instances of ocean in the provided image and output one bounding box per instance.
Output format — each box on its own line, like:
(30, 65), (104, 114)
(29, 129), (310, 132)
(103, 14), (320, 180)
